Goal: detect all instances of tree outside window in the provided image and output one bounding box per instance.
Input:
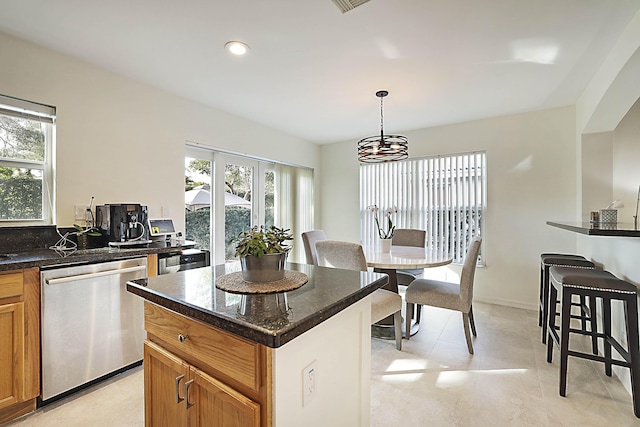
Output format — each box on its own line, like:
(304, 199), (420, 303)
(0, 98), (54, 222)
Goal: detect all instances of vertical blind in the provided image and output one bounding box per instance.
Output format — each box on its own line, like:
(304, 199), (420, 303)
(275, 163), (314, 263)
(360, 151), (486, 264)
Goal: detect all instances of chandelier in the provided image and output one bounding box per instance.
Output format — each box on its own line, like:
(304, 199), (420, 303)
(357, 90), (408, 163)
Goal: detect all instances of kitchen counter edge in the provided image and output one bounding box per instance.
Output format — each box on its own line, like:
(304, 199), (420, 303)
(126, 271), (389, 349)
(0, 243), (196, 271)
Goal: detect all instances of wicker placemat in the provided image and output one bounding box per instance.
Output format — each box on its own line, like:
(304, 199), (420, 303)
(216, 270), (308, 294)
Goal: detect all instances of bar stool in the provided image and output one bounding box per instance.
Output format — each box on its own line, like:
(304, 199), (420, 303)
(539, 254), (596, 344)
(546, 266), (640, 418)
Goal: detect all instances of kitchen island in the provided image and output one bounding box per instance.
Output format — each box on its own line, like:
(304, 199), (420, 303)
(126, 262), (388, 427)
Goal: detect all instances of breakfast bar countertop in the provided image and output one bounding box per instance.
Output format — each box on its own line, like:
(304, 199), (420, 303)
(126, 262), (389, 348)
(547, 221), (640, 237)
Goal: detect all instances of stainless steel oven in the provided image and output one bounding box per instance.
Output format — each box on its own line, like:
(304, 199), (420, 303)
(39, 257), (147, 403)
(158, 248), (210, 275)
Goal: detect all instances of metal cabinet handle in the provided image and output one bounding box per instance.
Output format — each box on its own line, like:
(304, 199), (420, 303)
(184, 379), (195, 409)
(175, 374), (185, 403)
(178, 334), (189, 343)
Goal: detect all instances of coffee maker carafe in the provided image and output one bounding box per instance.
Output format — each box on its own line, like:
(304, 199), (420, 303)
(95, 204), (150, 246)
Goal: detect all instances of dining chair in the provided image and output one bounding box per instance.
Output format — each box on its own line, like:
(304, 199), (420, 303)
(392, 228), (427, 322)
(392, 229), (427, 283)
(315, 240), (402, 350)
(301, 230), (326, 265)
(404, 236), (482, 354)
(392, 229), (427, 248)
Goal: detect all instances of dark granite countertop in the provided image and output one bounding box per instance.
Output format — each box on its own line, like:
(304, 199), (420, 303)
(127, 262), (389, 348)
(547, 221), (640, 237)
(0, 242), (197, 271)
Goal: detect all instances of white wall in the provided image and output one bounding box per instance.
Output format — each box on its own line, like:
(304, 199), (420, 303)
(0, 31), (321, 235)
(577, 99), (640, 395)
(581, 132), (613, 220)
(273, 297), (371, 427)
(319, 106), (578, 309)
(574, 10), (640, 397)
(318, 8), (640, 314)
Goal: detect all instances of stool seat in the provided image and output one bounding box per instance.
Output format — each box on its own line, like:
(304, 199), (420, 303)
(539, 254), (596, 344)
(546, 266), (640, 418)
(550, 267), (636, 294)
(541, 253), (587, 262)
(542, 256), (595, 269)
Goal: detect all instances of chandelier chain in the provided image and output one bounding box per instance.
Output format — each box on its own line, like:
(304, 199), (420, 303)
(380, 96), (384, 138)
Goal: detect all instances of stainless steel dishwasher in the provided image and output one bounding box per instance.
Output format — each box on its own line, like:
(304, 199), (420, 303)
(40, 257), (147, 403)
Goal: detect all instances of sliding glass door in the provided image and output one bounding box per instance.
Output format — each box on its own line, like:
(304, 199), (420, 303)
(214, 153), (275, 263)
(186, 146), (291, 265)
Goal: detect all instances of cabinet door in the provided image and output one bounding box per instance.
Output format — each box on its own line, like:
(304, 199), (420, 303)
(144, 341), (189, 427)
(188, 366), (260, 427)
(0, 302), (24, 410)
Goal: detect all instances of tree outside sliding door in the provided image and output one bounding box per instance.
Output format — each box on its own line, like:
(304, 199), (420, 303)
(185, 148), (276, 264)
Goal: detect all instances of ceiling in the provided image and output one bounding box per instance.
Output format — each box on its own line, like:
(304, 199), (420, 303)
(0, 0), (638, 144)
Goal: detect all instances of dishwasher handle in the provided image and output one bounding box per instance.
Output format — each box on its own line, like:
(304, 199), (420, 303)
(45, 265), (147, 285)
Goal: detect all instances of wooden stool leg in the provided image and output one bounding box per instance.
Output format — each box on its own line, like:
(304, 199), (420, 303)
(541, 265), (550, 343)
(559, 287), (572, 397)
(539, 264), (544, 327)
(589, 295), (598, 355)
(547, 281), (558, 363)
(579, 294), (588, 332)
(624, 296), (640, 418)
(603, 297), (612, 377)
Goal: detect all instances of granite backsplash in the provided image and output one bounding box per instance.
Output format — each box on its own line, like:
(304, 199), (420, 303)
(0, 225), (60, 253)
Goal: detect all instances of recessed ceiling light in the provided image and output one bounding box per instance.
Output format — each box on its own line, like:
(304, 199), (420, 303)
(225, 41), (250, 56)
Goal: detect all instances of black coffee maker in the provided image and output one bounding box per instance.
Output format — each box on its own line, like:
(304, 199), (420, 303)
(95, 204), (149, 245)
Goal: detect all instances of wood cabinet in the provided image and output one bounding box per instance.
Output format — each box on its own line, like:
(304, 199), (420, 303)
(147, 253), (158, 277)
(143, 302), (268, 427)
(0, 268), (40, 424)
(0, 300), (24, 409)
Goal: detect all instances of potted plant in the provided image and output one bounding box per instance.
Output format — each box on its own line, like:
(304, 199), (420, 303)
(73, 223), (102, 249)
(367, 205), (397, 252)
(231, 225), (294, 282)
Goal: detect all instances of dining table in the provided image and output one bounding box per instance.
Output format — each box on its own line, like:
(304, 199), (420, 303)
(363, 244), (453, 338)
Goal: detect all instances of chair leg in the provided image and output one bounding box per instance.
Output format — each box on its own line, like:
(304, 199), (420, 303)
(603, 297), (613, 377)
(579, 294), (588, 332)
(589, 295), (598, 355)
(416, 304), (422, 324)
(541, 265), (550, 344)
(469, 305), (477, 336)
(394, 311), (402, 351)
(623, 295), (640, 418)
(547, 282), (558, 364)
(462, 312), (474, 354)
(405, 303), (414, 340)
(559, 288), (572, 397)
(538, 264), (544, 328)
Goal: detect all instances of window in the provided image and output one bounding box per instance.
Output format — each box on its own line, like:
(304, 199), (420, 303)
(185, 145), (313, 264)
(0, 95), (55, 223)
(360, 151), (486, 264)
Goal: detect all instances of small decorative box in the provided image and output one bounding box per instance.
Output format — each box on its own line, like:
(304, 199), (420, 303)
(599, 209), (618, 224)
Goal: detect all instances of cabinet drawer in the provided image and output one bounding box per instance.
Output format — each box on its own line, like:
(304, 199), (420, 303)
(0, 271), (23, 300)
(144, 302), (261, 392)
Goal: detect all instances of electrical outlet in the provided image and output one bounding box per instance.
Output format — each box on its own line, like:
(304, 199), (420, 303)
(74, 204), (89, 221)
(302, 360), (317, 407)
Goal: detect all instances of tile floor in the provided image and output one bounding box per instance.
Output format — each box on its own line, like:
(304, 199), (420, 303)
(5, 302), (639, 426)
